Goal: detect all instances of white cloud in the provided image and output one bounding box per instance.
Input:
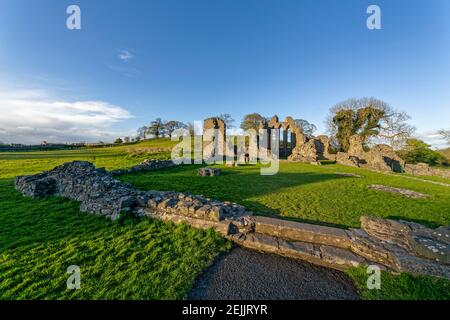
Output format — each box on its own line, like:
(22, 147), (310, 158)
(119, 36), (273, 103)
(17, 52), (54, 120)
(417, 130), (450, 150)
(118, 50), (134, 61)
(0, 90), (134, 144)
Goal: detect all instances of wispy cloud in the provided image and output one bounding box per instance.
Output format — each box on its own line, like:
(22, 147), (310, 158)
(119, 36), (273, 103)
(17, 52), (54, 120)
(0, 89), (134, 144)
(118, 50), (134, 61)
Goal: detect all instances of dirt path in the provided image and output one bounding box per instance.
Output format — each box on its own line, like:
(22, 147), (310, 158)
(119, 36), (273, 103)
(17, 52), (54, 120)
(188, 247), (360, 300)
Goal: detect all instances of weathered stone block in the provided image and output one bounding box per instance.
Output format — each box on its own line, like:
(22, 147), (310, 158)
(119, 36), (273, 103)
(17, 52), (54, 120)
(253, 216), (352, 249)
(198, 167), (221, 176)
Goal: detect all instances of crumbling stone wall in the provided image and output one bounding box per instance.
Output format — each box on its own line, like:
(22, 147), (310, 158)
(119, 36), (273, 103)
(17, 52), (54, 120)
(15, 160), (250, 226)
(15, 161), (138, 220)
(288, 135), (336, 164)
(264, 116), (304, 157)
(404, 163), (450, 179)
(336, 134), (404, 172)
(288, 139), (321, 163)
(203, 117), (226, 161)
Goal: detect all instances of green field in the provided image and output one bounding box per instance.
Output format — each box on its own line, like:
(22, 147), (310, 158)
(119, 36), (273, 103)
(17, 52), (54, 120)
(1, 139), (449, 299)
(120, 161), (450, 229)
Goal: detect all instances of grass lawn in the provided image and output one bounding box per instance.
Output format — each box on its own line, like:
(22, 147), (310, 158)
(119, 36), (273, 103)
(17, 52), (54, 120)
(119, 161), (450, 228)
(347, 267), (450, 300)
(0, 139), (230, 299)
(0, 178), (230, 299)
(1, 139), (449, 299)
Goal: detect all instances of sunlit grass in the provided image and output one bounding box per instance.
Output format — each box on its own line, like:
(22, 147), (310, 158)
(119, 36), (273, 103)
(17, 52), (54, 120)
(1, 138), (449, 299)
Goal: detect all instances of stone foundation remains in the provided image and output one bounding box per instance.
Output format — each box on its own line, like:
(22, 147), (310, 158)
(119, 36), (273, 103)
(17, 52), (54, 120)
(15, 161), (449, 279)
(368, 184), (431, 199)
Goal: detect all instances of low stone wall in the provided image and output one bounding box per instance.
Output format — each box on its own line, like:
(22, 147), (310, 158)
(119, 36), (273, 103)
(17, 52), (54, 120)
(404, 163), (450, 179)
(15, 160), (251, 226)
(15, 161), (450, 279)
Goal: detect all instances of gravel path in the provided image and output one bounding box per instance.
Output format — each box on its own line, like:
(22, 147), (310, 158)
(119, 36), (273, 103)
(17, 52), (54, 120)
(188, 247), (360, 300)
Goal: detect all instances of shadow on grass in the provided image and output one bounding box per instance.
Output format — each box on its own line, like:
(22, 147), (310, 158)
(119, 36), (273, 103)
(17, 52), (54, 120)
(120, 164), (344, 198)
(118, 163), (356, 228)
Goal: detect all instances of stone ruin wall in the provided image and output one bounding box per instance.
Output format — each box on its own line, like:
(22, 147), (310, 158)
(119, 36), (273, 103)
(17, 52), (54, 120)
(334, 135), (405, 173)
(404, 163), (450, 179)
(200, 115), (408, 173)
(203, 117), (226, 161)
(287, 132), (405, 173)
(15, 160), (450, 279)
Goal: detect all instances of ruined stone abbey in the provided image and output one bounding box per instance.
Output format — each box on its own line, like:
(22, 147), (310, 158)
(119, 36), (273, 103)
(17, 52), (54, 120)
(203, 115), (405, 173)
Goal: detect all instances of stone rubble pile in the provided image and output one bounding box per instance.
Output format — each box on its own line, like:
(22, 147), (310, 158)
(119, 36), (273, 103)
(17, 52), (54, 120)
(14, 161), (449, 279)
(15, 161), (138, 220)
(288, 133), (406, 174)
(335, 135), (405, 173)
(198, 167), (222, 176)
(288, 135), (335, 164)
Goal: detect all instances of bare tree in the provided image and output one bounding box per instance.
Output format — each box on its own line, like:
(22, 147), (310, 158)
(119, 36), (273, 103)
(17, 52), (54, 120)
(326, 97), (415, 150)
(217, 113), (235, 129)
(294, 119), (317, 138)
(164, 120), (187, 138)
(148, 118), (165, 138)
(376, 108), (416, 149)
(439, 129), (450, 144)
(137, 126), (148, 140)
(187, 122), (196, 136)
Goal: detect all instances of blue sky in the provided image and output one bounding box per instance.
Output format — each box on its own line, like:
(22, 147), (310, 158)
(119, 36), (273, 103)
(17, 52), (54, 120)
(0, 0), (449, 146)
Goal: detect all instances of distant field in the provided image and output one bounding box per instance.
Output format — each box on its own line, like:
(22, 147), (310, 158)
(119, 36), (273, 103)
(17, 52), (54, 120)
(0, 139), (176, 179)
(1, 138), (449, 299)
